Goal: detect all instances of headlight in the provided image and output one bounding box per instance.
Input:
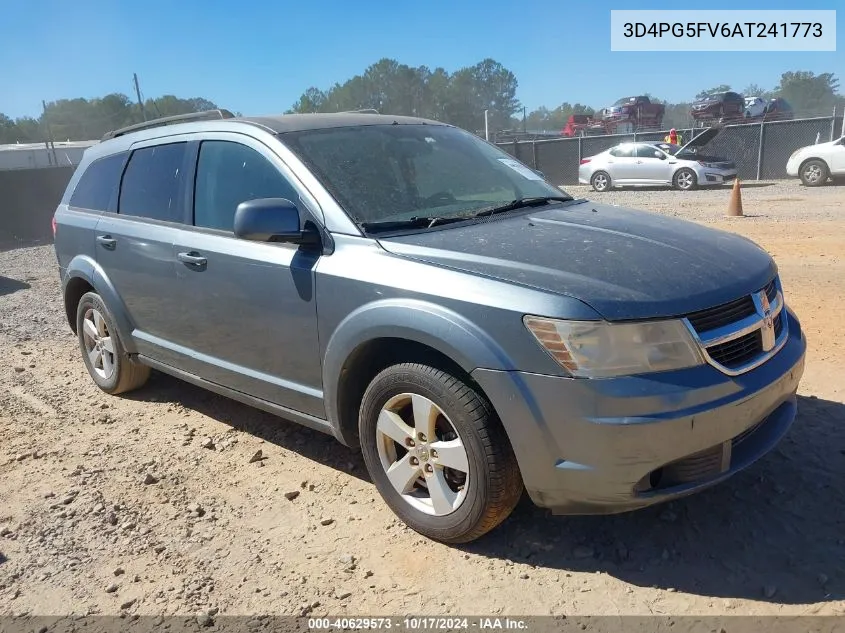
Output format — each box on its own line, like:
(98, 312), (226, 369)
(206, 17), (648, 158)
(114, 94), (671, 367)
(523, 316), (704, 378)
(698, 161), (718, 168)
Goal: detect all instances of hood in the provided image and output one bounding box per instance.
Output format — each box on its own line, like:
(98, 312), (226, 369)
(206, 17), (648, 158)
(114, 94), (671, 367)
(377, 201), (775, 321)
(676, 124), (723, 153)
(798, 138), (840, 153)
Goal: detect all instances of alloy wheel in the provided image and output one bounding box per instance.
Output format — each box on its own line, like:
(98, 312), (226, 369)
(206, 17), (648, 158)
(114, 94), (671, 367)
(81, 307), (116, 380)
(803, 164), (822, 184)
(375, 393), (470, 516)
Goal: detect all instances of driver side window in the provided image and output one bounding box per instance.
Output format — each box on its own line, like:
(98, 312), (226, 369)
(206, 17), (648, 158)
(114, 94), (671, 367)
(636, 145), (664, 159)
(194, 141), (299, 231)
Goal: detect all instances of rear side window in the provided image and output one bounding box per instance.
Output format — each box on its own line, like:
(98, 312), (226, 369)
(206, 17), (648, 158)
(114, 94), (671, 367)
(69, 153), (126, 211)
(119, 143), (188, 222)
(193, 141), (298, 231)
(610, 145), (635, 158)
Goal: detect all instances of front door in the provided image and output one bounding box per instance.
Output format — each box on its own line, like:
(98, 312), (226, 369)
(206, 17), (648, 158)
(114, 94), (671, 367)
(171, 136), (325, 418)
(634, 144), (673, 184)
(829, 138), (845, 174)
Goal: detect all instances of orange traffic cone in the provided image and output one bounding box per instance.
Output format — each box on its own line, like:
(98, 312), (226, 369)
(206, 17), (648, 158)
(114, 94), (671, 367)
(727, 178), (743, 217)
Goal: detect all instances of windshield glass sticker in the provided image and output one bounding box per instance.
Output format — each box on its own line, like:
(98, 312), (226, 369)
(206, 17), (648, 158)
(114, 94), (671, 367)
(497, 158), (544, 180)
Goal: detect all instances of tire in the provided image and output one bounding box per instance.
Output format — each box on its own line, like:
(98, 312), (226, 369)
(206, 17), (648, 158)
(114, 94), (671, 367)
(76, 291), (150, 395)
(799, 159), (829, 187)
(359, 363), (523, 544)
(591, 171), (611, 192)
(673, 168), (698, 191)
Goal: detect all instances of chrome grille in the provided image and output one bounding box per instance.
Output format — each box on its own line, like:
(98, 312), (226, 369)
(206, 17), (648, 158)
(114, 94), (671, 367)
(683, 276), (789, 376)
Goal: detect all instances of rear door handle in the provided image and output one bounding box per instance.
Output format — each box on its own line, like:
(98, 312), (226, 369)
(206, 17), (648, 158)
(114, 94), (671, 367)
(177, 251), (207, 267)
(96, 235), (116, 249)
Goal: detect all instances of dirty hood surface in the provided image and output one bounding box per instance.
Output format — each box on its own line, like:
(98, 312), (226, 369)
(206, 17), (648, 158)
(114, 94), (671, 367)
(377, 200), (776, 321)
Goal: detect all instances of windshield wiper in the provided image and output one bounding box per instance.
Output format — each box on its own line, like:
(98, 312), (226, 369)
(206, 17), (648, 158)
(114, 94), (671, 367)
(360, 215), (464, 233)
(470, 196), (573, 218)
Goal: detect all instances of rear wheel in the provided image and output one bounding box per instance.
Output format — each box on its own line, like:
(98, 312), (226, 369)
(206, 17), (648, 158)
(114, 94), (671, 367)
(800, 159), (829, 187)
(76, 292), (150, 394)
(591, 171), (611, 192)
(673, 168), (698, 191)
(359, 363), (523, 544)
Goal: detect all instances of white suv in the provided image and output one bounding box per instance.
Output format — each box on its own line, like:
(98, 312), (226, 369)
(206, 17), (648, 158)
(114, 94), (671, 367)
(786, 136), (845, 186)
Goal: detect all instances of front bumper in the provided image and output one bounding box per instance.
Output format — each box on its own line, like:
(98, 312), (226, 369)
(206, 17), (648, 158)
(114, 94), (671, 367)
(472, 307), (806, 515)
(701, 170), (737, 184)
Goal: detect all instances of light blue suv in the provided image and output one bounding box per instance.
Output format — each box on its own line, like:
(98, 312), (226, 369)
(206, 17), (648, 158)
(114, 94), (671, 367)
(53, 110), (806, 543)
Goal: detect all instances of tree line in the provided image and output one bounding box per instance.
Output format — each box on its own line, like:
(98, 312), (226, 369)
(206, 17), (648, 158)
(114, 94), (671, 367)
(1, 61), (842, 144)
(0, 95), (226, 145)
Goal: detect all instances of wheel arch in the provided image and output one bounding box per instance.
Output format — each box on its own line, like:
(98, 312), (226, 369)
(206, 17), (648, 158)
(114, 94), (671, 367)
(62, 255), (137, 353)
(323, 300), (516, 448)
(798, 156), (829, 173)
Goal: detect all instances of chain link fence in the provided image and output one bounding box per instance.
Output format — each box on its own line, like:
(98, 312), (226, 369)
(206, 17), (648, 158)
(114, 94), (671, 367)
(496, 112), (844, 185)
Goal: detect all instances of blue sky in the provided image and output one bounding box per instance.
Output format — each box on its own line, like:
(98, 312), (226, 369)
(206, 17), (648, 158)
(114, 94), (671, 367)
(0, 0), (841, 120)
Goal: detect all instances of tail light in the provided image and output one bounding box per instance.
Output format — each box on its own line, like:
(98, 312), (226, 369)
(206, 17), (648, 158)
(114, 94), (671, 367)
(580, 158), (591, 165)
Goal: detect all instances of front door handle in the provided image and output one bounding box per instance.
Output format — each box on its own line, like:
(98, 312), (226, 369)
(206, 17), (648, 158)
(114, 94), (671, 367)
(96, 235), (116, 250)
(177, 251), (207, 267)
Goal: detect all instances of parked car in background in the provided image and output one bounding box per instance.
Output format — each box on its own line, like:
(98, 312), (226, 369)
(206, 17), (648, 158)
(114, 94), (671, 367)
(744, 96), (767, 119)
(786, 136), (845, 186)
(600, 95), (665, 130)
(762, 98), (794, 121)
(579, 126), (737, 191)
(690, 91), (745, 123)
(53, 111), (806, 544)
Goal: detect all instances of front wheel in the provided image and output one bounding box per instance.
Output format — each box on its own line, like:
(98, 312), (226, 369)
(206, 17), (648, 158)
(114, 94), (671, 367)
(359, 363), (523, 544)
(673, 168), (698, 191)
(591, 170), (611, 192)
(800, 159), (829, 187)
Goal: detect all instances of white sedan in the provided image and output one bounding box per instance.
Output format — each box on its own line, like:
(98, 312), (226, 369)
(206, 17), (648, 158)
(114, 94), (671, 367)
(744, 96), (767, 118)
(786, 136), (845, 186)
(578, 126), (737, 191)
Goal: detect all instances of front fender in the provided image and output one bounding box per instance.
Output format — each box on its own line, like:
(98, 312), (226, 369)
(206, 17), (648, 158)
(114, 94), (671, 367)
(64, 254), (137, 354)
(322, 298), (516, 430)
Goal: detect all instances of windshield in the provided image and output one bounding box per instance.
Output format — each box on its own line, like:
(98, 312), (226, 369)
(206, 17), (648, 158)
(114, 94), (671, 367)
(280, 124), (570, 227)
(700, 93), (723, 102)
(613, 97), (635, 106)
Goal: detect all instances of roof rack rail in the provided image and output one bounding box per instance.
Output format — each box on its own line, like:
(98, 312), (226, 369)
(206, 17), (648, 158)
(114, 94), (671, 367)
(101, 109), (236, 141)
(342, 109), (380, 114)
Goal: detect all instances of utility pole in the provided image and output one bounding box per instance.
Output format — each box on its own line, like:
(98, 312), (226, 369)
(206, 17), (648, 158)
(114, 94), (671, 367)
(133, 73), (147, 121)
(41, 100), (58, 166)
(484, 110), (489, 141)
(522, 106), (527, 133)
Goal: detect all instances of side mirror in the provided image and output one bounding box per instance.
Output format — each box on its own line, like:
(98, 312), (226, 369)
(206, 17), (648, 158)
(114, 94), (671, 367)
(233, 198), (320, 246)
(533, 168), (545, 179)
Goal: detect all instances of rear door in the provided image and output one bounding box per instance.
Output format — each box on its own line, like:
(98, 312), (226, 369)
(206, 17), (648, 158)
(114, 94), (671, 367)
(607, 144), (639, 182)
(94, 138), (192, 361)
(170, 134), (325, 417)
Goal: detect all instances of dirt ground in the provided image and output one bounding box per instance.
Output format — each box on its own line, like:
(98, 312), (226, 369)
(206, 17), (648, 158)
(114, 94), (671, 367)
(1, 180), (843, 618)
